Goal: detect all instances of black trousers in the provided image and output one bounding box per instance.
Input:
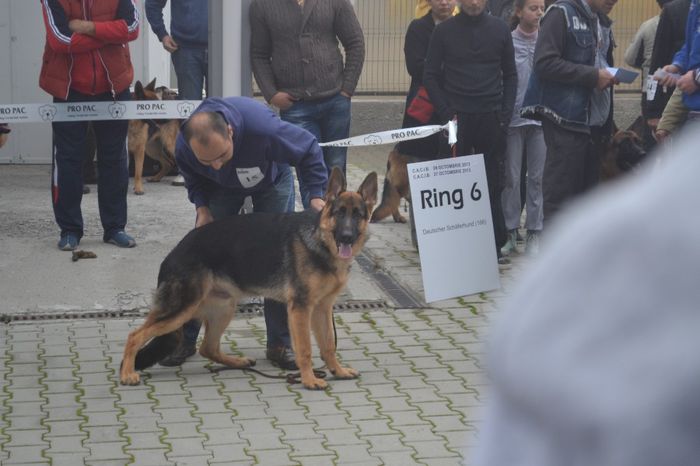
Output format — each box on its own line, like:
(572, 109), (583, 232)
(541, 119), (607, 225)
(456, 112), (507, 252)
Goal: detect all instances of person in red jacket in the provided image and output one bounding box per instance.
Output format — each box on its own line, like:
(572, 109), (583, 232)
(40, 0), (140, 251)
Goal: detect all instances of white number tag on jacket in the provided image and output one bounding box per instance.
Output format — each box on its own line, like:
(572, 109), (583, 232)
(236, 167), (264, 188)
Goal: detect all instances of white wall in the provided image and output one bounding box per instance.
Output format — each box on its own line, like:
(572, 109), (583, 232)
(0, 0), (171, 164)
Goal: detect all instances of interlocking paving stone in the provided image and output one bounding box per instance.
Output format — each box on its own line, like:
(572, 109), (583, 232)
(0, 164), (539, 465)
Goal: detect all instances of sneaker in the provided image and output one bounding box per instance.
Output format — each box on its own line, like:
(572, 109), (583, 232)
(516, 229), (525, 242)
(500, 229), (518, 256)
(266, 346), (298, 371)
(105, 230), (136, 248)
(171, 175), (185, 186)
(525, 230), (541, 255)
(57, 233), (79, 251)
(158, 341), (197, 367)
(497, 256), (511, 265)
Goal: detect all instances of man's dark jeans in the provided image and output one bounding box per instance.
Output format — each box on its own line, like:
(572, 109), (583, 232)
(541, 119), (607, 225)
(171, 46), (208, 100)
(181, 166), (295, 349)
(281, 93), (350, 207)
(456, 112), (508, 253)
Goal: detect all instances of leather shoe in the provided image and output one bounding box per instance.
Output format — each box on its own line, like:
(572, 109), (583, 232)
(158, 342), (197, 367)
(266, 346), (298, 370)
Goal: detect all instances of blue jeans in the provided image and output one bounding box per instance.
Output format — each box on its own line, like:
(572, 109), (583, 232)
(182, 166), (294, 349)
(171, 46), (208, 100)
(281, 93), (351, 207)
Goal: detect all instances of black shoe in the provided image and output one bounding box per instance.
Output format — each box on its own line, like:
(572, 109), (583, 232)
(266, 346), (298, 370)
(158, 342), (197, 367)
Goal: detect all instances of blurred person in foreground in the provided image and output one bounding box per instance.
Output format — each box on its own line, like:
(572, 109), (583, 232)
(473, 123), (700, 466)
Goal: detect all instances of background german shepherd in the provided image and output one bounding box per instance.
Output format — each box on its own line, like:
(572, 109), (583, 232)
(128, 79), (180, 195)
(120, 167), (378, 390)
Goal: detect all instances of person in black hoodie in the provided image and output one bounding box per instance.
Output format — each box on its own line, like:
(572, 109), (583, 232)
(647, 0), (691, 131)
(520, 0), (618, 225)
(423, 0), (517, 264)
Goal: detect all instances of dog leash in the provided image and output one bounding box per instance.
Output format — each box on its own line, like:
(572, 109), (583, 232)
(208, 365), (327, 385)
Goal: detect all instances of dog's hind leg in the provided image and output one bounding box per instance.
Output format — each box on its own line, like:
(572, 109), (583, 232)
(311, 296), (359, 381)
(371, 176), (406, 223)
(120, 309), (198, 385)
(146, 138), (174, 183)
(198, 299), (256, 369)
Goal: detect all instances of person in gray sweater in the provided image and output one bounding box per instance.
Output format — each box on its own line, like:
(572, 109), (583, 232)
(250, 0), (365, 208)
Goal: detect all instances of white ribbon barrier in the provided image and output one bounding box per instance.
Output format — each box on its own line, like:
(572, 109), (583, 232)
(319, 120), (458, 147)
(0, 100), (202, 123)
(1, 99), (458, 148)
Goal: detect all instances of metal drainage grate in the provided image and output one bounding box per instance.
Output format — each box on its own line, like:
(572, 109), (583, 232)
(355, 251), (425, 309)
(1, 308), (147, 324)
(1, 300), (391, 324)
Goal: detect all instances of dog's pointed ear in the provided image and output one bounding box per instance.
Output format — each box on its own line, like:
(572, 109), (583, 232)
(145, 78), (157, 91)
(358, 171), (378, 214)
(324, 166), (346, 203)
(134, 80), (145, 99)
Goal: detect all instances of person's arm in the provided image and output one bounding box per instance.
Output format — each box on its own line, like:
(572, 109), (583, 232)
(268, 121), (328, 205)
(249, 2), (279, 103)
(500, 27), (517, 126)
(91, 0), (140, 44)
(404, 19), (428, 82)
(335, 0), (365, 97)
(533, 8), (599, 88)
(655, 86), (689, 141)
(145, 0), (169, 41)
(624, 25), (645, 69)
(41, 0), (107, 52)
(423, 25), (452, 122)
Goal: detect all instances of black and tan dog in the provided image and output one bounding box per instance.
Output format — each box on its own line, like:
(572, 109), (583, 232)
(120, 168), (378, 390)
(128, 79), (180, 195)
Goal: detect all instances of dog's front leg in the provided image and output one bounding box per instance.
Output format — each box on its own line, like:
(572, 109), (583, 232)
(288, 306), (327, 390)
(312, 298), (359, 381)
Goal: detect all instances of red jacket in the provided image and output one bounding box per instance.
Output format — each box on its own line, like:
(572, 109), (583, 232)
(40, 0), (140, 99)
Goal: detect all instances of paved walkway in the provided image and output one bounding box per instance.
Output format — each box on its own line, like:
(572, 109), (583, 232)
(0, 164), (531, 465)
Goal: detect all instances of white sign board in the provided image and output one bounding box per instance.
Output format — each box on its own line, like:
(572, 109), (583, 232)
(409, 154), (500, 303)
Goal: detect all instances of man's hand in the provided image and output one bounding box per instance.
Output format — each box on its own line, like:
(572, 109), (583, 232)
(647, 118), (660, 131)
(270, 92), (297, 111)
(657, 64), (681, 88)
(309, 198), (325, 211)
(677, 70), (699, 95)
(340, 91), (352, 99)
(654, 129), (671, 143)
(162, 35), (179, 53)
(69, 19), (96, 36)
(195, 206), (214, 228)
(596, 68), (617, 90)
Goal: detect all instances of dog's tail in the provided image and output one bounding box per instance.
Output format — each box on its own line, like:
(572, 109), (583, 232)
(134, 329), (182, 371)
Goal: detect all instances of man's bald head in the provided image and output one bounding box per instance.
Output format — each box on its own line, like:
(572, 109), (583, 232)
(182, 111), (230, 147)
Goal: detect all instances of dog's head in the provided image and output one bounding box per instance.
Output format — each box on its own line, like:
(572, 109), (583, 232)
(601, 126), (647, 181)
(320, 167), (378, 260)
(133, 78), (178, 101)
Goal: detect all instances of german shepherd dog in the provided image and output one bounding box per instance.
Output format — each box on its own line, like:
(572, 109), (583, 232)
(120, 168), (378, 390)
(128, 79), (180, 195)
(600, 118), (648, 181)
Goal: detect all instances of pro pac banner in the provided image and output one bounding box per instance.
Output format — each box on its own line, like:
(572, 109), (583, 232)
(409, 154), (500, 303)
(0, 100), (201, 123)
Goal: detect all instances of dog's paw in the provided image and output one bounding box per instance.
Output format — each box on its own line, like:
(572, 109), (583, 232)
(394, 215), (407, 224)
(302, 376), (329, 390)
(133, 188), (145, 195)
(120, 372), (141, 386)
(330, 366), (360, 380)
